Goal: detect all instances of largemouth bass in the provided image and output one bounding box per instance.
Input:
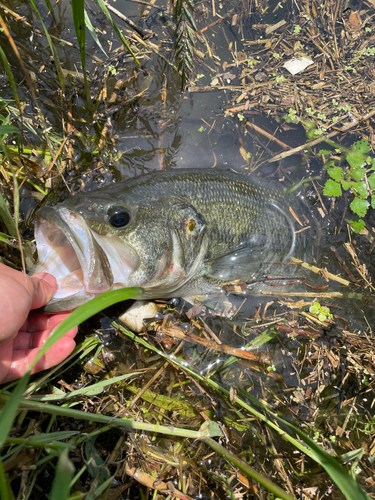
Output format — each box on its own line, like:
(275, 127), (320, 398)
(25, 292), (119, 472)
(32, 169), (296, 311)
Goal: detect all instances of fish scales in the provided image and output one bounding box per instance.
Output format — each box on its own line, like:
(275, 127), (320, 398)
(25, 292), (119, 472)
(32, 169), (295, 311)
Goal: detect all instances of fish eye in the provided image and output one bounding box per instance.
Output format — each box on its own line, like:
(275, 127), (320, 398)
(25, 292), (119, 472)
(107, 206), (130, 228)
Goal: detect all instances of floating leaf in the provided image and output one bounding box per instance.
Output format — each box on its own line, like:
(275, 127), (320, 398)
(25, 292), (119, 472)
(368, 172), (375, 190)
(350, 197), (369, 217)
(319, 306), (332, 320)
(347, 140), (370, 168)
(309, 302), (320, 314)
(347, 153), (365, 168)
(353, 139), (371, 153)
(318, 149), (331, 155)
(323, 179), (342, 197)
(349, 166), (365, 181)
(349, 220), (366, 233)
(352, 181), (368, 198)
(327, 167), (343, 181)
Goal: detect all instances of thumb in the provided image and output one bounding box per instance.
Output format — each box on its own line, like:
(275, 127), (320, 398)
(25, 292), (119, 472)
(29, 273), (58, 310)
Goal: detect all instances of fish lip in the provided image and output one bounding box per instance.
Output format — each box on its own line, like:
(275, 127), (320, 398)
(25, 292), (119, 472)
(33, 206), (114, 309)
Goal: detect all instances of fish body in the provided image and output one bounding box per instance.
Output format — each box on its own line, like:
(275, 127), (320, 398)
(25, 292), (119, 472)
(32, 169), (295, 311)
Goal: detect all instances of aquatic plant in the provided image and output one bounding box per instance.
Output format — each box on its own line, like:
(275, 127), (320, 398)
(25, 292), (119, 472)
(322, 140), (375, 233)
(171, 0), (197, 85)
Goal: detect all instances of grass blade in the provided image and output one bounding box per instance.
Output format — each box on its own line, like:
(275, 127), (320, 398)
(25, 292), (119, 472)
(96, 0), (139, 64)
(240, 391), (371, 500)
(206, 437), (295, 500)
(29, 0), (65, 92)
(279, 420), (370, 500)
(84, 9), (107, 56)
(0, 288), (142, 450)
(0, 45), (23, 128)
(0, 191), (17, 238)
(0, 459), (14, 500)
(0, 125), (20, 135)
(50, 449), (75, 500)
(42, 0), (57, 23)
(0, 395), (224, 439)
(30, 372), (143, 401)
(71, 0), (92, 112)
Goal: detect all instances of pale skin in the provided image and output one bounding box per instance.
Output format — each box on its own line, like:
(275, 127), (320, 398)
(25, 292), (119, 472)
(0, 263), (77, 384)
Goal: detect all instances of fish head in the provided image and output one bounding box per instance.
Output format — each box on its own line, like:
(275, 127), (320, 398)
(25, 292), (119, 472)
(32, 188), (207, 311)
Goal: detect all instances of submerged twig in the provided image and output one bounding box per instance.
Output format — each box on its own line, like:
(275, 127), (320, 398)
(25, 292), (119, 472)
(269, 108), (375, 163)
(104, 1), (154, 39)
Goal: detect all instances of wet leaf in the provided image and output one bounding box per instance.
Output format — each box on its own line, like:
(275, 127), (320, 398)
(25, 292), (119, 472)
(183, 5), (197, 31)
(342, 181), (353, 191)
(347, 140), (370, 168)
(323, 179), (342, 197)
(185, 0), (195, 12)
(186, 23), (196, 45)
(368, 172), (375, 190)
(353, 139), (371, 153)
(352, 181), (368, 198)
(309, 302), (320, 314)
(319, 306), (332, 319)
(350, 220), (366, 233)
(327, 167), (343, 181)
(350, 197), (369, 217)
(349, 167), (365, 181)
(348, 151), (366, 169)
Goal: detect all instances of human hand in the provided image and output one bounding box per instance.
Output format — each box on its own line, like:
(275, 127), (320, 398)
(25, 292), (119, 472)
(0, 263), (77, 383)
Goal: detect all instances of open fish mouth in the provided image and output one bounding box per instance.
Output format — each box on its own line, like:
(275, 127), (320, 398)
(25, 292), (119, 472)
(32, 207), (137, 312)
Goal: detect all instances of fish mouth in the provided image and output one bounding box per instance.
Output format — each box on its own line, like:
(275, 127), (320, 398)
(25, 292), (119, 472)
(32, 207), (137, 312)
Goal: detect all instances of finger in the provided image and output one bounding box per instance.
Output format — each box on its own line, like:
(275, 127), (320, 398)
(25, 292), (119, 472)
(3, 336), (76, 383)
(0, 264), (57, 310)
(13, 326), (78, 350)
(0, 338), (13, 384)
(29, 273), (58, 310)
(20, 312), (73, 333)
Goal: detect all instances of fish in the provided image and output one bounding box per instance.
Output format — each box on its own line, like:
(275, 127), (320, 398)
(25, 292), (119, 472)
(32, 168), (296, 311)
